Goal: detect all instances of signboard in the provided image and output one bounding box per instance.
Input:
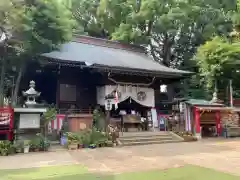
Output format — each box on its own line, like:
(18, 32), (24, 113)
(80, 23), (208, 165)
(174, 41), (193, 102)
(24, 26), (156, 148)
(19, 114), (40, 129)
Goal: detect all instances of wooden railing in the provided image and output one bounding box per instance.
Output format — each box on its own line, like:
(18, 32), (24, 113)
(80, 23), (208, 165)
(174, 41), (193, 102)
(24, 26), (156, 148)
(57, 108), (93, 114)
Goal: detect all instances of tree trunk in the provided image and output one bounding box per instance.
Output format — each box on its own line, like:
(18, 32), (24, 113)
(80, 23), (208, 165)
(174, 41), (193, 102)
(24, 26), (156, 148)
(12, 62), (25, 106)
(0, 56), (6, 106)
(162, 34), (172, 67)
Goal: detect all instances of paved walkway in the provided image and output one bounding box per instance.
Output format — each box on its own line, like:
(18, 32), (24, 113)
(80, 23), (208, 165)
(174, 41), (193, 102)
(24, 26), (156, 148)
(1, 138), (240, 176)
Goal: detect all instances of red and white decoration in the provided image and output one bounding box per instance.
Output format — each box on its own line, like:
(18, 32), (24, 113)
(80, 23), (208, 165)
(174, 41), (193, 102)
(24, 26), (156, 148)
(97, 85), (155, 107)
(49, 114), (65, 131)
(0, 107), (13, 141)
(0, 112), (11, 125)
(0, 119), (10, 125)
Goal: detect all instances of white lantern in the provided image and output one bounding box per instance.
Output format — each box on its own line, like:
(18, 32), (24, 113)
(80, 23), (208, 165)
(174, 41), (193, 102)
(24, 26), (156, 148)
(179, 102), (184, 112)
(105, 99), (112, 111)
(160, 84), (167, 93)
(0, 31), (6, 43)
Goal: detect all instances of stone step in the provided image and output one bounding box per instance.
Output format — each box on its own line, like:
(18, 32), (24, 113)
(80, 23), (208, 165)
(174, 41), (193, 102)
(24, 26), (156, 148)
(120, 136), (173, 143)
(119, 131), (172, 138)
(119, 139), (181, 146)
(119, 134), (172, 139)
(118, 131), (183, 146)
(50, 140), (60, 145)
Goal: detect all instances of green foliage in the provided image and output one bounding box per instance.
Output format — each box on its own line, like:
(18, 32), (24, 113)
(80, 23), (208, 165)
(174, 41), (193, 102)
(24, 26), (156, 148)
(42, 107), (57, 125)
(194, 36), (240, 90)
(71, 0), (234, 68)
(29, 133), (50, 151)
(0, 140), (14, 156)
(0, 0), (76, 106)
(23, 140), (31, 146)
(65, 129), (108, 147)
(30, 137), (41, 149)
(184, 75), (210, 99)
(92, 107), (104, 131)
(11, 0), (75, 55)
(65, 132), (81, 145)
(0, 0), (24, 36)
(90, 128), (108, 145)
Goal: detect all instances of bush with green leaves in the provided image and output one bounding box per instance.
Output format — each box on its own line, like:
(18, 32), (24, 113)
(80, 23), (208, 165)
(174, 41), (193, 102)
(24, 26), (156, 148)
(65, 128), (108, 147)
(0, 140), (14, 156)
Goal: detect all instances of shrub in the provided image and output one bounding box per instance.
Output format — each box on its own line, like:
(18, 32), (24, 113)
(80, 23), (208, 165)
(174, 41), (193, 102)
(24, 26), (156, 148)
(0, 140), (14, 156)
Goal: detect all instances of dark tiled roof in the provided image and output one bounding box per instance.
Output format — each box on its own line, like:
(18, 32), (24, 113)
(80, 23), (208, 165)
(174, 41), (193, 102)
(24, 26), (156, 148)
(43, 36), (192, 76)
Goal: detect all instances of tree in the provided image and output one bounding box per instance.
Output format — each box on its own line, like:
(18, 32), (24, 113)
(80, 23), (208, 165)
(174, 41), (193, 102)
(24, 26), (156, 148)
(0, 0), (25, 106)
(70, 0), (235, 71)
(192, 0), (240, 96)
(42, 107), (57, 137)
(69, 0), (236, 99)
(194, 37), (240, 93)
(7, 0), (75, 106)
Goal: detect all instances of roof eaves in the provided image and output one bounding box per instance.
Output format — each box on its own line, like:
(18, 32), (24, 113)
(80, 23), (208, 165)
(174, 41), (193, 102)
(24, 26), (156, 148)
(84, 64), (193, 78)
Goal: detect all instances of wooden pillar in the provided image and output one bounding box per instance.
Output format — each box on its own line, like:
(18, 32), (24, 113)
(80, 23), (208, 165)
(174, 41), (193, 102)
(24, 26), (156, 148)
(105, 110), (110, 131)
(215, 110), (221, 136)
(194, 106), (201, 139)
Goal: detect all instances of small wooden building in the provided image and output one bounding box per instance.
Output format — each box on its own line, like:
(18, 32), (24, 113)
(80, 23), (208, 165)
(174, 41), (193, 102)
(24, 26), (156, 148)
(183, 99), (240, 139)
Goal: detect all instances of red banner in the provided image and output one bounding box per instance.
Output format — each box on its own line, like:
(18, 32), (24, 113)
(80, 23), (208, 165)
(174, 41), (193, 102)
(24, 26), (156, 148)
(0, 107), (13, 140)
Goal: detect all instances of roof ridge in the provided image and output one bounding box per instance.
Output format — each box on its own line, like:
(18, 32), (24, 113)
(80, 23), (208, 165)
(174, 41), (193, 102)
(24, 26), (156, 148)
(73, 35), (145, 53)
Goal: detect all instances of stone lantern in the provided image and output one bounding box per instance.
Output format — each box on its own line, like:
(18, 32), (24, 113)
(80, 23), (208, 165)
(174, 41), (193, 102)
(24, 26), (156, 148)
(22, 81), (41, 107)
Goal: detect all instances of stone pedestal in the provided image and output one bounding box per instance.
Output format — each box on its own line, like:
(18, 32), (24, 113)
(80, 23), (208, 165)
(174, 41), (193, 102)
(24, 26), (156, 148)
(14, 108), (46, 140)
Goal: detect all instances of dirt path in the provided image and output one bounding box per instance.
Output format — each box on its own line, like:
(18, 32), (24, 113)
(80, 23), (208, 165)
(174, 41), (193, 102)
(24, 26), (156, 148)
(70, 139), (240, 175)
(1, 139), (240, 176)
(0, 151), (78, 169)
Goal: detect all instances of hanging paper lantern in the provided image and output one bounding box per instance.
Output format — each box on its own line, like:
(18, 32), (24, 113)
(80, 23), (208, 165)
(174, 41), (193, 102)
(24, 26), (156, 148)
(160, 84), (167, 92)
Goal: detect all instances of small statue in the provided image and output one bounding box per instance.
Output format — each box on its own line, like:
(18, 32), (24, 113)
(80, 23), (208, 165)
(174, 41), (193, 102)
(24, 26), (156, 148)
(211, 91), (218, 102)
(22, 81), (41, 106)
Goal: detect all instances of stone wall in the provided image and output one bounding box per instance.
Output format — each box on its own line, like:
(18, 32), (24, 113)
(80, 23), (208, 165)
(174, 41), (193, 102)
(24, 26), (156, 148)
(220, 112), (239, 127)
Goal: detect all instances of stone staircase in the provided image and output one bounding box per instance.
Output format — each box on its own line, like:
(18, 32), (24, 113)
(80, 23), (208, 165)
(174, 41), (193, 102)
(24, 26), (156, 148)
(118, 131), (184, 146)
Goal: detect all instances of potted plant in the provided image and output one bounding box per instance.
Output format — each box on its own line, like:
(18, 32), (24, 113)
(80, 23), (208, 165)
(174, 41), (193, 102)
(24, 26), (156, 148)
(67, 139), (78, 150)
(30, 138), (41, 152)
(8, 143), (16, 155)
(82, 131), (91, 148)
(0, 141), (11, 156)
(14, 141), (23, 153)
(23, 140), (30, 153)
(66, 132), (79, 150)
(41, 139), (50, 151)
(35, 133), (50, 151)
(77, 135), (84, 149)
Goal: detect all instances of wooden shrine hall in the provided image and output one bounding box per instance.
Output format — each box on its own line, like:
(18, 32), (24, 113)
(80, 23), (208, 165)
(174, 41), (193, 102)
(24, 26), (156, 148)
(19, 35), (192, 133)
